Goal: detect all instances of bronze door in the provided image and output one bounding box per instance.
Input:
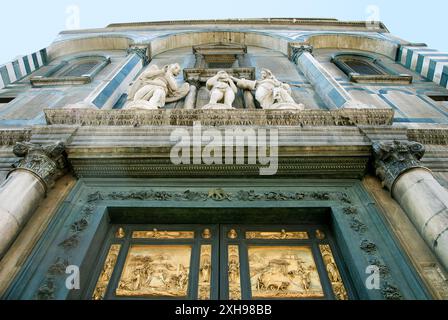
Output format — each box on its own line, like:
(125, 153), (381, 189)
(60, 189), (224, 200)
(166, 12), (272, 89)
(88, 224), (352, 300)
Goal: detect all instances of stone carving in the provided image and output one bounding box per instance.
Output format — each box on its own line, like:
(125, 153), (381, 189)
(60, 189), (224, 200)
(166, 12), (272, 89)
(44, 108), (395, 127)
(48, 258), (70, 276)
(12, 141), (67, 190)
(87, 189), (352, 203)
(372, 140), (426, 191)
(350, 217), (368, 233)
(407, 129), (448, 146)
(58, 234), (80, 250)
(70, 218), (89, 233)
(0, 129), (31, 146)
(203, 71), (238, 109)
(127, 47), (149, 66)
(381, 282), (403, 300)
(36, 278), (55, 300)
(124, 63), (190, 110)
(360, 240), (377, 254)
(236, 68), (304, 110)
(290, 44), (314, 64)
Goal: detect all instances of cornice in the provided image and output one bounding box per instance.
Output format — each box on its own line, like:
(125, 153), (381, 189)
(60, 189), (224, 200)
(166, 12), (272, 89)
(44, 109), (394, 127)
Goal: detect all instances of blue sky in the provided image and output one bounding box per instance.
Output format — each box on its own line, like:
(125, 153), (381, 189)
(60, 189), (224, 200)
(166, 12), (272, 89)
(0, 0), (446, 64)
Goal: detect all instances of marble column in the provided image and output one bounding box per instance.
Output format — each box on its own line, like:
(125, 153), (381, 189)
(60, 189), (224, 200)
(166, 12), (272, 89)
(0, 141), (67, 259)
(373, 140), (448, 272)
(291, 44), (368, 109)
(184, 81), (199, 109)
(243, 90), (256, 109)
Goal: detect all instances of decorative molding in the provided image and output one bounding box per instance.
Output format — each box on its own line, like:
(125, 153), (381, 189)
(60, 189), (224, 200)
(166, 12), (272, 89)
(290, 43), (314, 63)
(127, 46), (149, 65)
(407, 129), (448, 146)
(44, 108), (394, 127)
(10, 141), (68, 191)
(0, 129), (32, 146)
(183, 67), (255, 83)
(372, 140), (427, 191)
(69, 158), (369, 180)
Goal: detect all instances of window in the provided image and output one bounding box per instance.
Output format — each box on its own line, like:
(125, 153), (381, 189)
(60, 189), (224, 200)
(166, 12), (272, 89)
(0, 97), (15, 104)
(428, 95), (448, 102)
(332, 53), (412, 84)
(61, 60), (100, 77)
(30, 55), (111, 87)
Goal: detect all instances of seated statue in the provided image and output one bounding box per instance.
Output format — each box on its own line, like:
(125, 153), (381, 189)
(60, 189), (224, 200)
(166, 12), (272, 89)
(124, 63), (189, 110)
(236, 68), (304, 110)
(203, 71), (237, 109)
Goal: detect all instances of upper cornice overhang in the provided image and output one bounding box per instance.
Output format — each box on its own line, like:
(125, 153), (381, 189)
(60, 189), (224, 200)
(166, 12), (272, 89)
(58, 18), (389, 37)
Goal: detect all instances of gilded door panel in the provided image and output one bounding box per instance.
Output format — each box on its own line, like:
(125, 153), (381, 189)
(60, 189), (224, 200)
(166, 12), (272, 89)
(198, 245), (212, 300)
(248, 246), (324, 298)
(116, 245), (192, 298)
(89, 225), (219, 300)
(92, 244), (121, 300)
(220, 225), (352, 300)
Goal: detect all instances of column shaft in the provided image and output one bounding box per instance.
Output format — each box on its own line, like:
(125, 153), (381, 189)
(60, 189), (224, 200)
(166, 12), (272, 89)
(0, 141), (66, 259)
(0, 171), (45, 258)
(184, 85), (198, 109)
(392, 168), (448, 271)
(243, 90), (256, 109)
(292, 46), (367, 109)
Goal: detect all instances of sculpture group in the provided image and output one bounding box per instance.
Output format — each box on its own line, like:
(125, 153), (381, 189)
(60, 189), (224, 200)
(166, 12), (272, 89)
(122, 64), (304, 110)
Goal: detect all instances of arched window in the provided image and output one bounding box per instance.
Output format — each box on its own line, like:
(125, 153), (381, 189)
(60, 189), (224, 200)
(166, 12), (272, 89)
(30, 55), (110, 87)
(332, 53), (412, 84)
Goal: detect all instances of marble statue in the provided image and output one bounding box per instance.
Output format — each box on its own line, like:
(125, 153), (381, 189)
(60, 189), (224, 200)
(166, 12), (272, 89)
(125, 63), (189, 110)
(236, 68), (304, 110)
(203, 71), (237, 109)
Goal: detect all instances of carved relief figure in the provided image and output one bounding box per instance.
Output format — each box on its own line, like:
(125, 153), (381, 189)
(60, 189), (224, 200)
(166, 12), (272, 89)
(236, 68), (304, 110)
(249, 246), (324, 298)
(116, 245), (191, 297)
(203, 71), (238, 109)
(125, 63), (190, 110)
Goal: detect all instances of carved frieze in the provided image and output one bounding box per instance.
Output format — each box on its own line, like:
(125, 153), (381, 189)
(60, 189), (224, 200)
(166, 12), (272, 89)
(44, 108), (394, 127)
(0, 129), (31, 146)
(11, 141), (68, 191)
(372, 140), (427, 191)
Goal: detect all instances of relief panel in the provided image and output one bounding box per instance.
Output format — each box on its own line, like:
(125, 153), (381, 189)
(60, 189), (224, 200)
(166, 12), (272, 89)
(116, 245), (192, 298)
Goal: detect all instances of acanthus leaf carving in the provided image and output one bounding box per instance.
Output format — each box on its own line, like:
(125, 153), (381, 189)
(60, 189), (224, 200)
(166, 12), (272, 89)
(372, 140), (427, 191)
(12, 141), (67, 191)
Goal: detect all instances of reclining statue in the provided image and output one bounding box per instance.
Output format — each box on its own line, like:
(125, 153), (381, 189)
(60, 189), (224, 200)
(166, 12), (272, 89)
(124, 63), (189, 110)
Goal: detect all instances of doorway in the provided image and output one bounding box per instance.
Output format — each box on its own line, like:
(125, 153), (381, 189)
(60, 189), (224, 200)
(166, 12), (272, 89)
(88, 223), (353, 300)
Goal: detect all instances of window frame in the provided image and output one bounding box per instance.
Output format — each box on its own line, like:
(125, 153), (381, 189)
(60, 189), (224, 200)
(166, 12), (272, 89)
(30, 55), (111, 87)
(332, 52), (413, 84)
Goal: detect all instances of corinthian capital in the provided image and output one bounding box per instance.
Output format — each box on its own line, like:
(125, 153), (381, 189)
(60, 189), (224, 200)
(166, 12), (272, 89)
(12, 141), (67, 191)
(290, 44), (314, 63)
(372, 140), (427, 191)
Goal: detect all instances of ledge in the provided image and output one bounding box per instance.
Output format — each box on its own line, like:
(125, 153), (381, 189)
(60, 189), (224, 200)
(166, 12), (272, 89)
(44, 108), (395, 127)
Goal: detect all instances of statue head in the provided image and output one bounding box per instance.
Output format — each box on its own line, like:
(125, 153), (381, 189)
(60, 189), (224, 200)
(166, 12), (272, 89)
(217, 70), (230, 80)
(167, 63), (181, 76)
(260, 68), (273, 80)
